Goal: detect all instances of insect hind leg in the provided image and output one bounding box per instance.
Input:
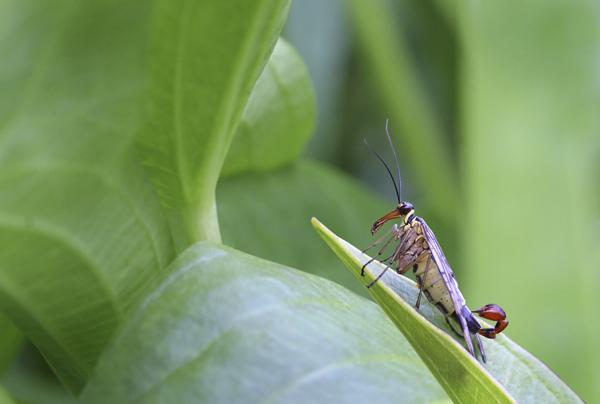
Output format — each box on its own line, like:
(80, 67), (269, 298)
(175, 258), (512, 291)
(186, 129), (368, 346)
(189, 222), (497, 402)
(475, 334), (487, 363)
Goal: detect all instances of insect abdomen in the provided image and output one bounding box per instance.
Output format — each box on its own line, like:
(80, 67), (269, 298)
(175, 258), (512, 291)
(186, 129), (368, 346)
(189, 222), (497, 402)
(414, 258), (456, 315)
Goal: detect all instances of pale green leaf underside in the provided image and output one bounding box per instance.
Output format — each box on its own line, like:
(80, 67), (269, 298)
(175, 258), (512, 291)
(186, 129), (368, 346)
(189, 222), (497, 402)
(312, 218), (582, 404)
(82, 242), (449, 403)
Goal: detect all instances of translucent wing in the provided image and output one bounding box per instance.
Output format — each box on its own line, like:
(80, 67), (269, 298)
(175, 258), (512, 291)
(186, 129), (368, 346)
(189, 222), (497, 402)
(416, 217), (476, 357)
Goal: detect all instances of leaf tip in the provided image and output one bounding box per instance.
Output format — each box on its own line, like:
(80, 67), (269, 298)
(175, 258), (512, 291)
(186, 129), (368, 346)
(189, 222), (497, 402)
(310, 216), (320, 228)
(310, 217), (334, 241)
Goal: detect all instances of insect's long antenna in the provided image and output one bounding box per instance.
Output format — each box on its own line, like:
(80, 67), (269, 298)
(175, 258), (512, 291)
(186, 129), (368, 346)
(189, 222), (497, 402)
(384, 119), (402, 200)
(363, 138), (401, 203)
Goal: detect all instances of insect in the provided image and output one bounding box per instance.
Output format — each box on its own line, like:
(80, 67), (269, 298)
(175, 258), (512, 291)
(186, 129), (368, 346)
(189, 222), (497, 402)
(360, 121), (508, 363)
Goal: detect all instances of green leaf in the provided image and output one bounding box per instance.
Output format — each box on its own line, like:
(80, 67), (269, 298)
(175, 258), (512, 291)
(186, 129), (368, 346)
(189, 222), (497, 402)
(312, 218), (583, 404)
(222, 39), (316, 177)
(0, 0), (173, 392)
(218, 160), (388, 298)
(138, 0), (291, 244)
(459, 2), (600, 400)
(82, 242), (449, 403)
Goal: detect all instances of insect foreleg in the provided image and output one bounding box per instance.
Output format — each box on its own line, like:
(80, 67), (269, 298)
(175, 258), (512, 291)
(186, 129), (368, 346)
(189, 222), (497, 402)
(361, 225), (401, 277)
(361, 224), (400, 254)
(365, 252), (398, 289)
(367, 233), (418, 289)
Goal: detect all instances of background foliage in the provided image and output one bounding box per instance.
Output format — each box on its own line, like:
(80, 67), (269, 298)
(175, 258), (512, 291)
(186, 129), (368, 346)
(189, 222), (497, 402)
(0, 0), (597, 403)
(287, 0), (600, 400)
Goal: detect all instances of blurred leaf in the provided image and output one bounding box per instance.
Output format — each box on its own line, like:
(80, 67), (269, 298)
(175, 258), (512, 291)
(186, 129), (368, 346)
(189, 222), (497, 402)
(138, 0), (290, 244)
(459, 2), (600, 401)
(0, 316), (23, 374)
(433, 0), (457, 27)
(2, 345), (77, 404)
(222, 38), (315, 177)
(284, 0), (350, 161)
(0, 386), (15, 404)
(218, 160), (388, 297)
(312, 218), (583, 403)
(0, 0), (173, 392)
(82, 242), (448, 403)
(345, 0), (459, 216)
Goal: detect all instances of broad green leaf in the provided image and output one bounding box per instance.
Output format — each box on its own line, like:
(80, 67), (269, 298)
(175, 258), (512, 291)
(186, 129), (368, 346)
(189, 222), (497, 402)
(0, 0), (173, 391)
(138, 0), (291, 244)
(82, 242), (449, 403)
(312, 218), (583, 403)
(222, 39), (316, 177)
(218, 160), (388, 298)
(459, 2), (600, 400)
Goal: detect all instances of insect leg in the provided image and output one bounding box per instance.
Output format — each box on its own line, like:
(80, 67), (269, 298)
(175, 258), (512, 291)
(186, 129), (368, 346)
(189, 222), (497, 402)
(458, 314), (476, 358)
(415, 254), (432, 309)
(361, 224), (396, 253)
(367, 248), (399, 289)
(361, 225), (401, 276)
(365, 253), (398, 288)
(367, 228), (419, 287)
(475, 334), (487, 363)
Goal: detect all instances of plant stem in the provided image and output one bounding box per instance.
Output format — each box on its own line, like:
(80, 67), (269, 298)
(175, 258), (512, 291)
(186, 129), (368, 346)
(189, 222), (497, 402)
(184, 196), (222, 245)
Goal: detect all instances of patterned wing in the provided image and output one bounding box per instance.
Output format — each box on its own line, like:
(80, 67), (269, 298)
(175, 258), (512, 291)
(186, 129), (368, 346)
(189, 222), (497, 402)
(416, 217), (475, 357)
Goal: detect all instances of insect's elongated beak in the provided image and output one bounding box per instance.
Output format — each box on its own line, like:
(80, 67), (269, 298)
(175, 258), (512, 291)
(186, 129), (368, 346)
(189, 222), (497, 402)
(371, 208), (401, 234)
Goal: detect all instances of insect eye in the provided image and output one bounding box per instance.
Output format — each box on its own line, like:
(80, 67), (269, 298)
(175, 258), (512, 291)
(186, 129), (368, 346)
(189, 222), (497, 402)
(398, 202), (414, 215)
